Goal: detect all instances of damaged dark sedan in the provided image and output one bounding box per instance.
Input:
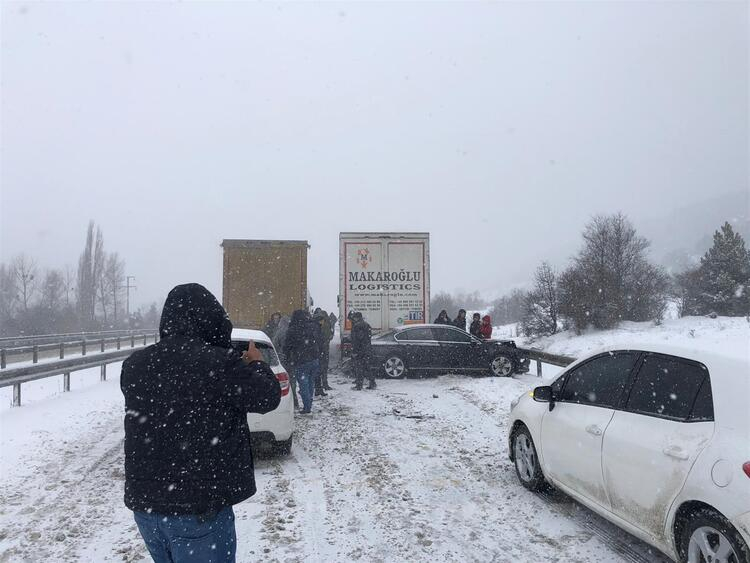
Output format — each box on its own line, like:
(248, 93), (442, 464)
(366, 324), (529, 378)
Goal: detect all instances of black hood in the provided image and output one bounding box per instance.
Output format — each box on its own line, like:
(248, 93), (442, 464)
(159, 283), (233, 348)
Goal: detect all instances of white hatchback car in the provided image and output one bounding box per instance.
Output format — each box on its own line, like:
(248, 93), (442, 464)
(508, 344), (749, 563)
(231, 329), (294, 454)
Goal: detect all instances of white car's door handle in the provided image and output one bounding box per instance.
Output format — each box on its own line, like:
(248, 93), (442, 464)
(663, 446), (689, 461)
(585, 425), (602, 436)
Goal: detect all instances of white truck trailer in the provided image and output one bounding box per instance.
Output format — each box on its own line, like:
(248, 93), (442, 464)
(338, 232), (430, 350)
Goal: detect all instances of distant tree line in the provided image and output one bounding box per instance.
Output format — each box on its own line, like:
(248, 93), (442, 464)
(430, 290), (486, 319)
(0, 221), (161, 336)
(432, 214), (750, 339)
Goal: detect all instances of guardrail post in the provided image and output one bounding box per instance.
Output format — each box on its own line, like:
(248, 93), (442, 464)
(131, 334), (135, 348)
(64, 372), (70, 391)
(154, 332), (158, 344)
(100, 364), (107, 381)
(537, 359), (543, 377)
(100, 338), (105, 353)
(81, 340), (87, 356)
(60, 342), (65, 359)
(12, 383), (21, 407)
(116, 336), (121, 350)
(32, 345), (38, 364)
(143, 334), (147, 346)
(1, 349), (5, 369)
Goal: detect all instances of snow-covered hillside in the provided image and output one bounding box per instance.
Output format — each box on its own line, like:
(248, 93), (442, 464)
(514, 315), (749, 361)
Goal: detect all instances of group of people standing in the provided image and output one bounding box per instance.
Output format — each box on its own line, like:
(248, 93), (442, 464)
(263, 308), (337, 414)
(434, 309), (493, 340)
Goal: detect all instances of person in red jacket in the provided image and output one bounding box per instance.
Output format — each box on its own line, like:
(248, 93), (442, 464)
(479, 315), (493, 340)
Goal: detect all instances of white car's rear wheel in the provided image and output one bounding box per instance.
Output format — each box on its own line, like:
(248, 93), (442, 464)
(383, 356), (407, 379)
(273, 436), (293, 456)
(681, 509), (747, 563)
(512, 426), (545, 491)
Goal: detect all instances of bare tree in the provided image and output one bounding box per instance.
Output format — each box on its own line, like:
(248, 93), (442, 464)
(40, 269), (65, 311)
(77, 221), (96, 323)
(0, 263), (17, 332)
(103, 253), (125, 324)
(63, 265), (76, 307)
(11, 254), (38, 313)
(559, 213), (668, 331)
(93, 226), (105, 319)
(77, 221), (106, 325)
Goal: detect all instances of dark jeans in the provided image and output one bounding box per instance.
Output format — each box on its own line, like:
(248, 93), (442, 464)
(317, 349), (330, 389)
(133, 507), (236, 563)
(294, 359), (319, 412)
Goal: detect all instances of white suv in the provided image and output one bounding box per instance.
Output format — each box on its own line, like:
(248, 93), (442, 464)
(231, 329), (294, 455)
(508, 344), (749, 563)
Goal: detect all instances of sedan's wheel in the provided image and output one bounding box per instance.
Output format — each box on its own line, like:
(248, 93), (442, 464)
(681, 508), (748, 563)
(383, 356), (407, 379)
(490, 354), (514, 377)
(511, 426), (545, 491)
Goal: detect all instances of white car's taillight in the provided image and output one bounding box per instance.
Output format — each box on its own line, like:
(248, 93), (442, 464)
(743, 462), (750, 479)
(276, 372), (290, 397)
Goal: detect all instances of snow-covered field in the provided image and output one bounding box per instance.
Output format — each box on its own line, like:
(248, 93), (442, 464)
(514, 315), (750, 361)
(2, 316), (746, 563)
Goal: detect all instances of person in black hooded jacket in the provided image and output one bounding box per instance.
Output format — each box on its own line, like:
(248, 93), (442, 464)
(434, 310), (452, 325)
(283, 309), (322, 413)
(121, 283), (280, 563)
(453, 309), (467, 331)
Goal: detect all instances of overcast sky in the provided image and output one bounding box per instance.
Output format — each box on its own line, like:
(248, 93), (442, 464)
(1, 1), (747, 314)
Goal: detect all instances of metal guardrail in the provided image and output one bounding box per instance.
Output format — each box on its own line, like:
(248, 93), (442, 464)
(0, 341), (574, 408)
(0, 332), (158, 369)
(520, 348), (577, 377)
(0, 343), (154, 407)
(0, 329), (157, 349)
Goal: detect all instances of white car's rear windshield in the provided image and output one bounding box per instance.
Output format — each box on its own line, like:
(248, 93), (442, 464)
(231, 340), (280, 367)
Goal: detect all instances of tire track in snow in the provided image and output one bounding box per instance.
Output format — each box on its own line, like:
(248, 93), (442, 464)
(0, 409), (145, 563)
(443, 378), (672, 563)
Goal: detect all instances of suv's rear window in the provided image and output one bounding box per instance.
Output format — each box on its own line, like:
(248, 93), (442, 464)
(624, 354), (711, 422)
(231, 340), (280, 367)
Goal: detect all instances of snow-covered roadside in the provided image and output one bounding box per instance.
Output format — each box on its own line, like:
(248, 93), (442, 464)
(0, 363), (119, 411)
(0, 367), (669, 563)
(509, 315), (749, 361)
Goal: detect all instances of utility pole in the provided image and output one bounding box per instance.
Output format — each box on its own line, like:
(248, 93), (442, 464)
(125, 276), (137, 325)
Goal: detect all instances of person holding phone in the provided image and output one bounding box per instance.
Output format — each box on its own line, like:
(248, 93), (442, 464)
(121, 283), (281, 563)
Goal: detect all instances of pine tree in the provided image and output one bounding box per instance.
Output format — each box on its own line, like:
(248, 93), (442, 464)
(520, 262), (559, 337)
(687, 222), (750, 316)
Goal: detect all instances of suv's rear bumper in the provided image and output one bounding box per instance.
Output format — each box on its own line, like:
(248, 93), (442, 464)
(247, 392), (294, 442)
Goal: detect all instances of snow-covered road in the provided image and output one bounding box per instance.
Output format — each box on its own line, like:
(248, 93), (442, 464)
(0, 369), (672, 563)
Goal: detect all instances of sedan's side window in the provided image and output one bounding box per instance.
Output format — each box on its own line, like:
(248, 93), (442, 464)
(558, 352), (639, 409)
(625, 354), (710, 422)
(432, 328), (472, 343)
(395, 328), (434, 341)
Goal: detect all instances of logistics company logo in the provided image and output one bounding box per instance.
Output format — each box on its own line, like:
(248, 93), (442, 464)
(357, 248), (372, 269)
